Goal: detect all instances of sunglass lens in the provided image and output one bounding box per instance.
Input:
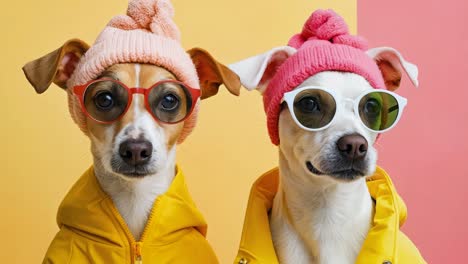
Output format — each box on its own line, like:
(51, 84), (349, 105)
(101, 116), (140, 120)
(148, 82), (193, 123)
(83, 80), (128, 122)
(359, 91), (399, 131)
(293, 89), (336, 129)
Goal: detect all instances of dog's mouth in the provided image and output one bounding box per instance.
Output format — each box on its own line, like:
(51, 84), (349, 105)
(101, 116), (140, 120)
(112, 163), (156, 178)
(306, 161), (325, 175)
(306, 161), (365, 181)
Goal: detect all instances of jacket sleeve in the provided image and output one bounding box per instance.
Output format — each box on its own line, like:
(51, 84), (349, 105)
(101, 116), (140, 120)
(398, 231), (427, 264)
(42, 228), (73, 264)
(186, 230), (219, 264)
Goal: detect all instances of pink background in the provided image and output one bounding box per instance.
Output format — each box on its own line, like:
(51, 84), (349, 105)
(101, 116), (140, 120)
(359, 1), (468, 262)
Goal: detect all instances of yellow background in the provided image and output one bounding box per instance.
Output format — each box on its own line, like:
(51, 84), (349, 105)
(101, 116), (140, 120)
(0, 0), (355, 262)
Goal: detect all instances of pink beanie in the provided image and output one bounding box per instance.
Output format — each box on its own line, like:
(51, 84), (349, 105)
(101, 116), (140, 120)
(263, 10), (386, 145)
(68, 0), (199, 143)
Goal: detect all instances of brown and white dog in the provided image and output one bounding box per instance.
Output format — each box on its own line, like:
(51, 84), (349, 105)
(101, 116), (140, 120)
(22, 39), (240, 241)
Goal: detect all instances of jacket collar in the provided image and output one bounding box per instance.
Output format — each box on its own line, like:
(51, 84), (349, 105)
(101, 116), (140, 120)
(357, 167), (408, 263)
(57, 165), (208, 246)
(235, 166), (407, 264)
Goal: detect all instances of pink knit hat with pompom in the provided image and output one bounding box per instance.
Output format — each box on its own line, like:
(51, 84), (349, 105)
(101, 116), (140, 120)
(263, 10), (386, 145)
(68, 0), (199, 143)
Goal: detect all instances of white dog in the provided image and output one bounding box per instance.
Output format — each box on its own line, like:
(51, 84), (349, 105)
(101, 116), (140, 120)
(230, 10), (425, 264)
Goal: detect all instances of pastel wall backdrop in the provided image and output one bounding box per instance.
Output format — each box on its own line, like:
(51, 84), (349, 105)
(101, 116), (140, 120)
(1, 0), (460, 263)
(0, 0), (355, 263)
(359, 1), (468, 262)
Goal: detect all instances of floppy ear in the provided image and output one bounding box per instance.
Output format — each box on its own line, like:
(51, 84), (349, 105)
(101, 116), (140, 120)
(228, 46), (296, 94)
(22, 39), (89, 94)
(187, 48), (241, 100)
(367, 47), (419, 91)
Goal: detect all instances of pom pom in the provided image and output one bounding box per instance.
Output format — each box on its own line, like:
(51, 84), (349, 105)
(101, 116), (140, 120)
(288, 9), (367, 51)
(108, 0), (180, 41)
(304, 9), (348, 41)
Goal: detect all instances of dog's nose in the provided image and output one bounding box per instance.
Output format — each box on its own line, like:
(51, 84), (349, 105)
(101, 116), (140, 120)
(337, 134), (368, 160)
(119, 140), (153, 166)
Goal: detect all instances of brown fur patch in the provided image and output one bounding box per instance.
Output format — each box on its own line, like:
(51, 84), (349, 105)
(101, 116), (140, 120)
(140, 64), (185, 150)
(85, 63), (186, 150)
(377, 60), (401, 91)
(86, 64), (136, 143)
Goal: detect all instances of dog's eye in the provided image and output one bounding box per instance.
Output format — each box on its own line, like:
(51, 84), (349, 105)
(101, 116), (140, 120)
(159, 93), (180, 111)
(295, 96), (320, 113)
(94, 91), (115, 111)
(364, 98), (381, 117)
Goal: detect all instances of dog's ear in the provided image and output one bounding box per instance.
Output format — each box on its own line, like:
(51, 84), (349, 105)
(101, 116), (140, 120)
(229, 46), (296, 94)
(367, 47), (419, 91)
(22, 39), (90, 94)
(187, 48), (241, 100)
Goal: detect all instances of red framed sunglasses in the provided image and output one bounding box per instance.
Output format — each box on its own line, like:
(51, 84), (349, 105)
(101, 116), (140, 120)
(73, 78), (200, 124)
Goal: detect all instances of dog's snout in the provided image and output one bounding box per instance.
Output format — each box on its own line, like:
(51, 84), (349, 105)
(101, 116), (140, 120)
(119, 140), (153, 166)
(337, 134), (368, 160)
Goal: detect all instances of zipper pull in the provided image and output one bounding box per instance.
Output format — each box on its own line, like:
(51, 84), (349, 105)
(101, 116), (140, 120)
(135, 242), (143, 264)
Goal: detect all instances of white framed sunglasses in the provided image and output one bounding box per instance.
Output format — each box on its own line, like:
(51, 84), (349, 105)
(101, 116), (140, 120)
(281, 86), (408, 133)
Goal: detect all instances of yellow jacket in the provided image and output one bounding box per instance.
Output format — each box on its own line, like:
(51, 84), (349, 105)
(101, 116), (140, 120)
(234, 166), (426, 264)
(43, 166), (218, 264)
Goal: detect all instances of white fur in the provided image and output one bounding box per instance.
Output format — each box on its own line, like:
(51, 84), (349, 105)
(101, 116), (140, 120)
(270, 72), (376, 264)
(91, 64), (176, 240)
(133, 63), (142, 118)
